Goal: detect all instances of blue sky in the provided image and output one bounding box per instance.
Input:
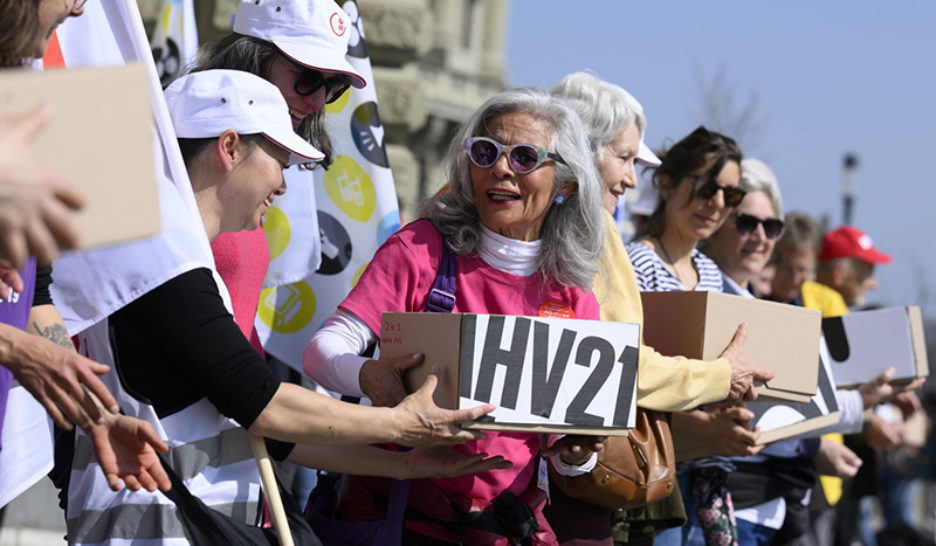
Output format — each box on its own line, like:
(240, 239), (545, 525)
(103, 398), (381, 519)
(506, 2), (936, 317)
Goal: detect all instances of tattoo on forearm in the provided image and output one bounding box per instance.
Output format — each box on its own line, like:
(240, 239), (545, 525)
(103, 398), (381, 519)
(30, 321), (76, 351)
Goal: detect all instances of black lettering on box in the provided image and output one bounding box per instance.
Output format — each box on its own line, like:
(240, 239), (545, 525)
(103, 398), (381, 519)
(530, 323), (576, 418)
(473, 316), (530, 409)
(460, 315), (477, 398)
(564, 336), (615, 427)
(822, 317), (850, 362)
(612, 345), (639, 427)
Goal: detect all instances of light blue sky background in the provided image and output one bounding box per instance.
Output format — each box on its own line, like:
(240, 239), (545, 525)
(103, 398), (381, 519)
(506, 2), (935, 318)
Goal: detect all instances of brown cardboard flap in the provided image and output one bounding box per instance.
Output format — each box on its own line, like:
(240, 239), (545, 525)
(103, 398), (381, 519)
(703, 293), (820, 399)
(382, 312), (462, 409)
(640, 291), (821, 399)
(753, 388), (814, 404)
(674, 412), (840, 461)
(640, 291), (708, 358)
(758, 412), (839, 444)
(0, 64), (159, 250)
(907, 306), (929, 379)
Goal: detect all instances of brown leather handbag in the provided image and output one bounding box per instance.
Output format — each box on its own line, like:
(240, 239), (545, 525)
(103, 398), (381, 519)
(549, 409), (676, 510)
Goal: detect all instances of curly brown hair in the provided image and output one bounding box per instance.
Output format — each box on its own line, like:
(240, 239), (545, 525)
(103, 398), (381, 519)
(0, 0), (41, 68)
(637, 125), (742, 239)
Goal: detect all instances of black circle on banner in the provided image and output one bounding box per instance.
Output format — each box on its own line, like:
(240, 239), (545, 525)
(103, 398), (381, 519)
(153, 38), (181, 86)
(316, 211), (353, 275)
(351, 102), (389, 168)
(342, 1), (368, 59)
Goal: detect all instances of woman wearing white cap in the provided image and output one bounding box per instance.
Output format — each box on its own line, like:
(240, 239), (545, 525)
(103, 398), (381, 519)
(63, 69), (507, 546)
(191, 0), (365, 348)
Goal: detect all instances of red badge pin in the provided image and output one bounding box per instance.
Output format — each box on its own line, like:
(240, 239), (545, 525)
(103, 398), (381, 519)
(538, 300), (576, 319)
(330, 12), (347, 36)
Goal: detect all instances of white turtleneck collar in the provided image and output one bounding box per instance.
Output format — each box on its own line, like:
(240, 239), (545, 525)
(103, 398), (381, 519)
(477, 224), (542, 277)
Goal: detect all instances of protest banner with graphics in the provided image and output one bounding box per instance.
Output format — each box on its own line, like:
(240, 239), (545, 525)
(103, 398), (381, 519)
(255, 0), (400, 369)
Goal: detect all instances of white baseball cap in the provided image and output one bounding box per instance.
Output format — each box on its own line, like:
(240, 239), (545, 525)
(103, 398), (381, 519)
(612, 84), (660, 167)
(637, 140), (661, 167)
(233, 0), (366, 89)
(165, 69), (324, 165)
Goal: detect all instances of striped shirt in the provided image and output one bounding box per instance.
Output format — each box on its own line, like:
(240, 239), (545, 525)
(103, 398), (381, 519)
(625, 240), (724, 293)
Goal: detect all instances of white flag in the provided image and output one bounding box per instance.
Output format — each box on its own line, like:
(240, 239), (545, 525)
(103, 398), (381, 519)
(50, 0), (217, 336)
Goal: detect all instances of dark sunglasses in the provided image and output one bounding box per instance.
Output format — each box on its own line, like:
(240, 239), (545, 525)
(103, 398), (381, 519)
(284, 57), (351, 104)
(691, 176), (747, 207)
(463, 136), (566, 174)
(735, 213), (785, 239)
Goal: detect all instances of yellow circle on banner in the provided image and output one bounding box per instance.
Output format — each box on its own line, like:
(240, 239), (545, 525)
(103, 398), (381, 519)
(325, 88), (351, 114)
(351, 262), (368, 289)
(257, 282), (317, 334)
(323, 155), (376, 222)
(263, 205), (291, 261)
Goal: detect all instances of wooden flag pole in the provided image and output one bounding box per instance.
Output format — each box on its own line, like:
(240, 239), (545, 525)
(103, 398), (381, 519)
(250, 434), (295, 546)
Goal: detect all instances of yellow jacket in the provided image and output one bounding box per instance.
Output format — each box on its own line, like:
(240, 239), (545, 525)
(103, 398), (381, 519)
(800, 280), (848, 505)
(593, 212), (731, 412)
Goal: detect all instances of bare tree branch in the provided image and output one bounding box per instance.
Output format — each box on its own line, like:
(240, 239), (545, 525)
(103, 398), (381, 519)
(691, 63), (768, 154)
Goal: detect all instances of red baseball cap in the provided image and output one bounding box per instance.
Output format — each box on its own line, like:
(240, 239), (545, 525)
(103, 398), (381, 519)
(818, 226), (892, 264)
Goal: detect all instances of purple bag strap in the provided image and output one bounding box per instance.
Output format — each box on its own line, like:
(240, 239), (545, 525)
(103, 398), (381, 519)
(424, 230), (456, 313)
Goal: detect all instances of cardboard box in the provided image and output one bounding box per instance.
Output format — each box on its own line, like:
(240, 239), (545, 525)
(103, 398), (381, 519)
(380, 312), (640, 435)
(674, 336), (841, 461)
(0, 64), (159, 250)
(823, 306), (928, 388)
(640, 291), (822, 403)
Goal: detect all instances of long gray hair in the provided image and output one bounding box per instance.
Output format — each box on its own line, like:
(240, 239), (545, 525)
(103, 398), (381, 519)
(427, 87), (604, 290)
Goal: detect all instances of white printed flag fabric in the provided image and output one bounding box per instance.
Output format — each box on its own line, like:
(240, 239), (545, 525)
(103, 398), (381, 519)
(256, 0), (401, 370)
(49, 0), (215, 335)
(150, 0), (199, 85)
(2, 0), (214, 505)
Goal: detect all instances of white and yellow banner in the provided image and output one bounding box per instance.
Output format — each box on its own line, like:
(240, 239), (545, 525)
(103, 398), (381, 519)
(256, 0), (400, 370)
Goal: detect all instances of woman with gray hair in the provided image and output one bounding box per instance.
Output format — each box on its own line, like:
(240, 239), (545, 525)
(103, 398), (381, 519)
(303, 86), (607, 544)
(547, 71), (771, 545)
(704, 158), (786, 297)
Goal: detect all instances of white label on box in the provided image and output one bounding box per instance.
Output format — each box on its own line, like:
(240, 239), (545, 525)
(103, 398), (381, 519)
(824, 307), (916, 386)
(457, 315), (639, 429)
(748, 336), (839, 432)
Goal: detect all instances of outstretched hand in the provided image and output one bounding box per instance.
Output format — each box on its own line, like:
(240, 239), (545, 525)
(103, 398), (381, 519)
(402, 446), (512, 479)
(85, 413), (171, 492)
(719, 323), (774, 402)
(392, 369), (494, 447)
(1, 324), (118, 429)
(815, 438), (862, 478)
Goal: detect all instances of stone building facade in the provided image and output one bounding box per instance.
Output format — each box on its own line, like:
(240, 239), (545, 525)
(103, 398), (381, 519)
(139, 0), (510, 220)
